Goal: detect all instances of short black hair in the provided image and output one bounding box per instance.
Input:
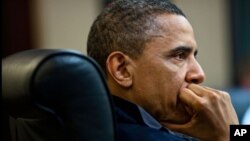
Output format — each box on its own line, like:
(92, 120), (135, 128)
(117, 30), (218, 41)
(87, 0), (185, 72)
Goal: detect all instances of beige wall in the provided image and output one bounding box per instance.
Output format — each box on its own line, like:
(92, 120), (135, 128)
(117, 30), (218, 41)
(173, 0), (231, 88)
(32, 0), (231, 88)
(31, 0), (101, 54)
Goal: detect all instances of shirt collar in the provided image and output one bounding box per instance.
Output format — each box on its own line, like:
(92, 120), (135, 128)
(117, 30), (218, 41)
(137, 105), (162, 130)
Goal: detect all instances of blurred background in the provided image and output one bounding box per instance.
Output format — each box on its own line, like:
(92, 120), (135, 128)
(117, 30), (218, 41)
(2, 0), (250, 123)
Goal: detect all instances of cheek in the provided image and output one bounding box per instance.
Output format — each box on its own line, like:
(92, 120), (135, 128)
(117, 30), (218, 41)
(141, 60), (187, 100)
(164, 63), (187, 90)
(162, 77), (182, 106)
(159, 67), (187, 108)
(134, 60), (187, 109)
(165, 62), (188, 90)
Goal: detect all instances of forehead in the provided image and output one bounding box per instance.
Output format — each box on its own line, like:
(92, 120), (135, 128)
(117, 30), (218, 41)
(144, 14), (197, 52)
(155, 14), (193, 32)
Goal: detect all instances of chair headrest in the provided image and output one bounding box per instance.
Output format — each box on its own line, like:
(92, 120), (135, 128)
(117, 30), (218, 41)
(2, 49), (116, 141)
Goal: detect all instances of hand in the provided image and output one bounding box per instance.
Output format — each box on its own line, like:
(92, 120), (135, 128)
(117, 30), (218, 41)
(161, 84), (239, 141)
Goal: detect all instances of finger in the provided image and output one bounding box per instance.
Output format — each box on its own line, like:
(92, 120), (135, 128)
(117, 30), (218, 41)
(187, 84), (208, 97)
(179, 88), (202, 111)
(195, 85), (230, 100)
(202, 86), (220, 94)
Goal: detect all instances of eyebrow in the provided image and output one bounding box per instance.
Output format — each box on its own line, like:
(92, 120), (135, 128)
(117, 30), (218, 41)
(169, 46), (198, 56)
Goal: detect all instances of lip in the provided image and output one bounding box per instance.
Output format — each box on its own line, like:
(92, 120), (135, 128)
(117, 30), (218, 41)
(182, 83), (190, 89)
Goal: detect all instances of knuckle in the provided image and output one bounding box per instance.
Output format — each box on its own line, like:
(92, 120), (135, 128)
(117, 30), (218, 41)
(208, 91), (219, 100)
(195, 99), (207, 109)
(221, 91), (231, 100)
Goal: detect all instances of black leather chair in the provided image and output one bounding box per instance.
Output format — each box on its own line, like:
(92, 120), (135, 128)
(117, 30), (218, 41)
(2, 49), (117, 141)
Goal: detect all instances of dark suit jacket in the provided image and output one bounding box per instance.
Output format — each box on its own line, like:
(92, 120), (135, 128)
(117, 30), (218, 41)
(112, 96), (199, 141)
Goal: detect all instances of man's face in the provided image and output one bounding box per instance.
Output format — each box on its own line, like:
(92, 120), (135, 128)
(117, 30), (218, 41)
(131, 14), (205, 124)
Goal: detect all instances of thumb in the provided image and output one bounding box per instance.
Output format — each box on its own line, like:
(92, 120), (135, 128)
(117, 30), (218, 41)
(179, 88), (201, 112)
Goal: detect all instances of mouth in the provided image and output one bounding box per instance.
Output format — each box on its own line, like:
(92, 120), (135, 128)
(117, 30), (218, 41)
(178, 83), (195, 116)
(174, 88), (195, 122)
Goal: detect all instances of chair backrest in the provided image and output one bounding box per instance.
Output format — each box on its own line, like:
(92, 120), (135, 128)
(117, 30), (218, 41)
(2, 49), (117, 141)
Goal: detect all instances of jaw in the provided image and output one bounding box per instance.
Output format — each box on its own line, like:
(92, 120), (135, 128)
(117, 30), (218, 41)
(156, 96), (193, 125)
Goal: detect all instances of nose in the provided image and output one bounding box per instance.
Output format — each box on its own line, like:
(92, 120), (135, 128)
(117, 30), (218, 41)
(185, 59), (205, 84)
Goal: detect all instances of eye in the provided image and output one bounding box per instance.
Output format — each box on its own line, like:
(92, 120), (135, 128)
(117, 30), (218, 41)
(167, 46), (194, 62)
(194, 51), (198, 59)
(173, 51), (188, 61)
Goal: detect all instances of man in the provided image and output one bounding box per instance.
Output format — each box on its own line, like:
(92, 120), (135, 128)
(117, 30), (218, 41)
(87, 0), (239, 140)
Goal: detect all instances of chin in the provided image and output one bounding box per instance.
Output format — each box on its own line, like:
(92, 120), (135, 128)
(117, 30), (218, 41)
(172, 103), (193, 124)
(174, 115), (192, 124)
(159, 107), (192, 124)
(158, 113), (191, 126)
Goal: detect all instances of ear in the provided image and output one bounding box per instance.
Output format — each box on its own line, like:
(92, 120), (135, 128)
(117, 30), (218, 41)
(106, 51), (133, 88)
